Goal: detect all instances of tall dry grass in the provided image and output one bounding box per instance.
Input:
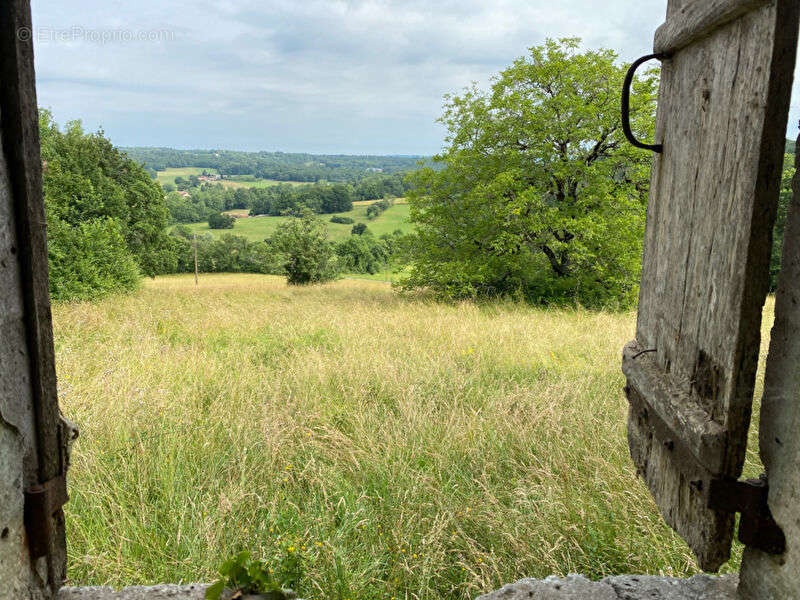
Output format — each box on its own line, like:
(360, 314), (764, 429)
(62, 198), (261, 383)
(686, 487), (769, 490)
(53, 274), (772, 599)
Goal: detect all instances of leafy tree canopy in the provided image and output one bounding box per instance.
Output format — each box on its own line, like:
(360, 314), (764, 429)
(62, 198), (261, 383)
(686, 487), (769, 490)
(39, 110), (175, 300)
(400, 38), (658, 307)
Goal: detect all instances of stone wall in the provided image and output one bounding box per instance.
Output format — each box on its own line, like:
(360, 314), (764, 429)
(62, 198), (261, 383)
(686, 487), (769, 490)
(475, 574), (737, 600)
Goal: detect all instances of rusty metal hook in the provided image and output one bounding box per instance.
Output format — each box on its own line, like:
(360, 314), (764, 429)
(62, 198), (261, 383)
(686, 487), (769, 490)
(621, 53), (670, 153)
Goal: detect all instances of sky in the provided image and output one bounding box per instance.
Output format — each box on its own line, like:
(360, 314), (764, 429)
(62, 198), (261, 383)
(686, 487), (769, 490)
(30, 0), (800, 155)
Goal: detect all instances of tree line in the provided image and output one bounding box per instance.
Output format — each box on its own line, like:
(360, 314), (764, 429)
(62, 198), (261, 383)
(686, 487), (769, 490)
(122, 147), (425, 182)
(164, 173), (410, 225)
(168, 216), (402, 281)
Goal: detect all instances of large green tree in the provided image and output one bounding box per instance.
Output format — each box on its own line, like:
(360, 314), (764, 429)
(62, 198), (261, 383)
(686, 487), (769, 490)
(39, 110), (176, 300)
(400, 38), (658, 306)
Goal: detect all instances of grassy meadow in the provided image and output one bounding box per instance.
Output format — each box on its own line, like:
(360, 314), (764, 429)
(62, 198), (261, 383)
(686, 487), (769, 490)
(180, 201), (412, 242)
(216, 176), (308, 190)
(54, 275), (771, 599)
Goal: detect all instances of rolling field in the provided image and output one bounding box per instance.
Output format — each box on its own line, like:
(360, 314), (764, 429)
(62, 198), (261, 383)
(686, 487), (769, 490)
(215, 177), (308, 190)
(155, 169), (306, 189)
(181, 201), (412, 242)
(53, 275), (771, 598)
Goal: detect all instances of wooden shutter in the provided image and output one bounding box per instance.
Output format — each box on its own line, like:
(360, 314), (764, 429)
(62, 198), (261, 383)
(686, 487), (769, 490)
(623, 0), (799, 571)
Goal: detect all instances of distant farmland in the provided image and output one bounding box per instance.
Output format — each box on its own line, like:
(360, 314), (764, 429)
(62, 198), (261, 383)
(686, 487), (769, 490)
(155, 167), (214, 186)
(155, 168), (306, 189)
(175, 200), (412, 242)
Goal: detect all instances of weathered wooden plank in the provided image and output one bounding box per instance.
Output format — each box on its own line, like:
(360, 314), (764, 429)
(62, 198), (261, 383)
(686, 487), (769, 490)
(622, 341), (726, 473)
(628, 0), (798, 571)
(654, 0), (770, 54)
(0, 0), (62, 485)
(0, 0), (68, 591)
(626, 385), (735, 570)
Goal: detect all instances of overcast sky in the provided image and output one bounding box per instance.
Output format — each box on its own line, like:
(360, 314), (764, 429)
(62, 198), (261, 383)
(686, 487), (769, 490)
(30, 0), (800, 155)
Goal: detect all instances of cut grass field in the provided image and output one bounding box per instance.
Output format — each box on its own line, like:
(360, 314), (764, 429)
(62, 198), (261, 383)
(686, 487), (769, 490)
(181, 201), (412, 242)
(54, 275), (770, 599)
(215, 178), (308, 190)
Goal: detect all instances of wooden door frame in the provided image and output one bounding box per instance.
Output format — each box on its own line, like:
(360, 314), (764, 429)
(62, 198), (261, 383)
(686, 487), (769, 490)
(0, 0), (69, 592)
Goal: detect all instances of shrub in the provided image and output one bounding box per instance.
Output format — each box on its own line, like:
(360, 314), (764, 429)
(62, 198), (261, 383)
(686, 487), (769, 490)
(270, 210), (339, 285)
(47, 216), (141, 301)
(205, 551), (295, 600)
(330, 215), (355, 224)
(208, 212), (235, 229)
(336, 235), (389, 274)
(366, 198), (392, 220)
(351, 222), (369, 236)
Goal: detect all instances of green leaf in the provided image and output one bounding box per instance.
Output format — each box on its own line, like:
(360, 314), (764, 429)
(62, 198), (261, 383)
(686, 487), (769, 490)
(204, 580), (225, 600)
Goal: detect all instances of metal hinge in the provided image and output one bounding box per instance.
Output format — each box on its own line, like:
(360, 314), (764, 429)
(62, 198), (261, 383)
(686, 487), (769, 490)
(24, 473), (68, 559)
(708, 475), (785, 555)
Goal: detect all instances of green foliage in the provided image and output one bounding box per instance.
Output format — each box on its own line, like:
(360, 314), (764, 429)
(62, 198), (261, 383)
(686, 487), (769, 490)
(400, 38), (658, 307)
(335, 234), (390, 274)
(365, 199), (392, 220)
(351, 223), (368, 236)
(330, 215), (354, 224)
(770, 153), (796, 291)
(205, 551), (294, 600)
(208, 212), (236, 229)
(47, 216), (141, 301)
(40, 109), (174, 299)
(169, 229), (281, 275)
(269, 210), (339, 285)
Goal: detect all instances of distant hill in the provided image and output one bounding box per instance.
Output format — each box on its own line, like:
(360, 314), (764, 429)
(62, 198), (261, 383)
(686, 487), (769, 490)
(787, 139), (796, 154)
(122, 147), (428, 183)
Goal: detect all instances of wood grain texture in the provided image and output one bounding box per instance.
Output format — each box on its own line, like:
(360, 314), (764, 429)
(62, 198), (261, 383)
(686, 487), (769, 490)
(0, 0), (67, 592)
(654, 0), (770, 54)
(626, 385), (735, 569)
(627, 0), (797, 571)
(622, 341), (726, 473)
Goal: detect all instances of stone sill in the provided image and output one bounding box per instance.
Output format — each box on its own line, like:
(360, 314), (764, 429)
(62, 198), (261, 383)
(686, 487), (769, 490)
(476, 574), (738, 599)
(57, 575), (737, 599)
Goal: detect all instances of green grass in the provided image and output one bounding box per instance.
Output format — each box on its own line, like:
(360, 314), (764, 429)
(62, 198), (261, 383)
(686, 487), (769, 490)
(177, 202), (412, 242)
(53, 275), (773, 598)
(218, 176), (307, 189)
